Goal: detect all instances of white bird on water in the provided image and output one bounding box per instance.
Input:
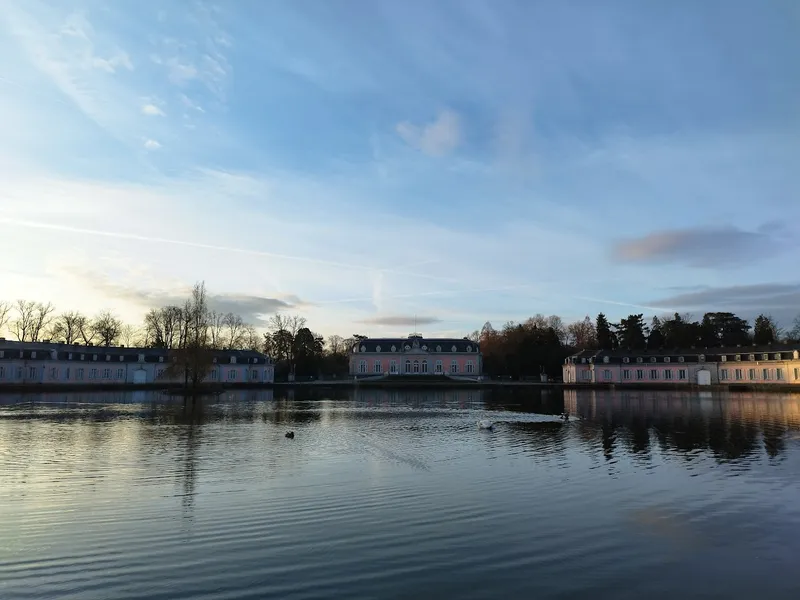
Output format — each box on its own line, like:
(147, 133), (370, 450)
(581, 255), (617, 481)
(477, 419), (494, 430)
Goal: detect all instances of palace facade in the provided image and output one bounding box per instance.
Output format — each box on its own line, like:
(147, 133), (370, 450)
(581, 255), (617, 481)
(349, 334), (482, 378)
(563, 345), (800, 386)
(0, 339), (274, 386)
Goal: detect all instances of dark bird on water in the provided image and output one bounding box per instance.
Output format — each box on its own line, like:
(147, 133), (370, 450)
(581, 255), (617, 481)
(285, 431), (294, 439)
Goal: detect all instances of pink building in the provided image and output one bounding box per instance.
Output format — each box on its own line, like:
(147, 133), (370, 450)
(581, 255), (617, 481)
(349, 334), (482, 378)
(563, 346), (800, 386)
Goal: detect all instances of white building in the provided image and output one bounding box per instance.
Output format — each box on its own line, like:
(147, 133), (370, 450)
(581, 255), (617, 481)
(0, 339), (274, 387)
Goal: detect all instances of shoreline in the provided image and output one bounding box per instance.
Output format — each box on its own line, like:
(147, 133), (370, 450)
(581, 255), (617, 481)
(1, 380), (799, 394)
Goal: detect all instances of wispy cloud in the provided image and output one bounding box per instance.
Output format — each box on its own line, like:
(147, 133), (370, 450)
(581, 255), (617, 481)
(141, 103), (165, 116)
(611, 224), (796, 268)
(143, 139), (161, 150)
(396, 109), (461, 157)
(359, 315), (442, 327)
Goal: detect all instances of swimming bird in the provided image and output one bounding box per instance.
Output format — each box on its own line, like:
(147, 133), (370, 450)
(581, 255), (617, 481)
(477, 419), (494, 430)
(285, 431), (294, 439)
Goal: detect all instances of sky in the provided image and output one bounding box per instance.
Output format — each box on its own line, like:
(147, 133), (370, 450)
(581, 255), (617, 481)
(1, 0), (799, 339)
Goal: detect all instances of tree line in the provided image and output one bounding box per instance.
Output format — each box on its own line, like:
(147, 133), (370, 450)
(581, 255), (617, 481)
(2, 289), (799, 382)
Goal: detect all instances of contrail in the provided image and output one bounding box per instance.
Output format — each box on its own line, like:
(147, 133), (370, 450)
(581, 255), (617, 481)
(0, 217), (455, 283)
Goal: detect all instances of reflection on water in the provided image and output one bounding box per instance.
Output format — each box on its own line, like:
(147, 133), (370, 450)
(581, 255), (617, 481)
(1, 388), (800, 599)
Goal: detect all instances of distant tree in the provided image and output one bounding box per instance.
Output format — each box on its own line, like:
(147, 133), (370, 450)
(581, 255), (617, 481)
(700, 312), (751, 347)
(293, 327), (324, 377)
(48, 310), (85, 345)
(596, 313), (616, 350)
(165, 282), (213, 391)
(660, 312), (701, 348)
(91, 310), (123, 346)
(753, 314), (780, 345)
(119, 324), (142, 347)
(223, 312), (245, 349)
(11, 300), (54, 342)
(647, 316), (665, 349)
(567, 316), (596, 349)
(787, 315), (800, 343)
(614, 314), (648, 350)
(242, 325), (262, 352)
(208, 311), (226, 349)
(0, 301), (10, 336)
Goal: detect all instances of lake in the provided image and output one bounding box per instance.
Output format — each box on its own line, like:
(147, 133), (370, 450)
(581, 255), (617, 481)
(1, 387), (800, 599)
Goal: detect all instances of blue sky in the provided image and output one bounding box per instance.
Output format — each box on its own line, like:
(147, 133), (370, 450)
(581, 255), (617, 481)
(1, 0), (799, 338)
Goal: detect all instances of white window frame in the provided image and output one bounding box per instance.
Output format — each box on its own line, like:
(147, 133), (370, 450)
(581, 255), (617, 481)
(373, 360), (382, 374)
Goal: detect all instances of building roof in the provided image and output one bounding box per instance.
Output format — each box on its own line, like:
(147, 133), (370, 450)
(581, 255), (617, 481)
(0, 340), (271, 363)
(566, 344), (800, 364)
(351, 335), (479, 354)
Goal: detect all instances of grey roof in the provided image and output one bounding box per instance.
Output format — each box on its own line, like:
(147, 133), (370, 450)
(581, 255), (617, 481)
(0, 340), (271, 364)
(568, 344), (799, 365)
(352, 335), (480, 354)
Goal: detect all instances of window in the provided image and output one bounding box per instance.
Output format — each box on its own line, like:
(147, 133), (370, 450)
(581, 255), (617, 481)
(664, 357), (670, 363)
(0, 367), (5, 379)
(251, 369), (258, 380)
(0, 351), (3, 359)
(102, 368), (110, 379)
(603, 369), (612, 380)
(77, 368), (84, 380)
(50, 367), (58, 379)
(405, 360), (411, 373)
(776, 368), (784, 381)
(749, 368), (756, 380)
(80, 354), (85, 360)
(28, 367), (37, 379)
(65, 368), (70, 380)
(650, 357), (656, 363)
(762, 354), (769, 361)
(603, 356), (609, 364)
(774, 353), (781, 360)
(678, 356), (685, 363)
(413, 360), (420, 373)
(664, 369), (672, 380)
(436, 345), (441, 352)
(735, 369), (743, 381)
(721, 369), (729, 381)
(391, 345), (396, 352)
(623, 357), (630, 363)
(68, 353), (72, 360)
(156, 368), (164, 379)
(762, 368), (770, 380)
(450, 361), (459, 374)
(735, 355), (741, 362)
(435, 360), (443, 373)
(390, 360), (397, 374)
(678, 369), (687, 380)
(636, 357), (643, 363)
(636, 369), (644, 380)
(466, 345), (472, 352)
(422, 360), (429, 373)
(699, 354), (705, 362)
(93, 354), (97, 361)
(120, 356), (124, 362)
(90, 368), (98, 380)
(229, 369), (237, 381)
(376, 345), (381, 352)
(795, 368), (799, 381)
(106, 354), (110, 361)
(581, 358), (587, 364)
(582, 370), (591, 380)
(650, 369), (658, 380)
(373, 360), (382, 374)
(721, 355), (727, 362)
(749, 354), (755, 361)
(622, 369), (631, 380)
(451, 345), (457, 352)
(211, 370), (218, 380)
(359, 360), (367, 374)
(16, 367), (22, 379)
(31, 352), (36, 359)
(466, 361), (475, 374)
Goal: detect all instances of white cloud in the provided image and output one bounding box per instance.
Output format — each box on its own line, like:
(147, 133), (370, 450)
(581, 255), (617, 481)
(396, 109), (461, 156)
(143, 139), (161, 150)
(141, 103), (165, 116)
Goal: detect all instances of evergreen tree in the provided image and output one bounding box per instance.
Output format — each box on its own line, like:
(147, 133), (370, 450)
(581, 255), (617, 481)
(614, 314), (648, 350)
(596, 313), (616, 350)
(753, 314), (778, 345)
(648, 316), (665, 349)
(700, 312), (751, 346)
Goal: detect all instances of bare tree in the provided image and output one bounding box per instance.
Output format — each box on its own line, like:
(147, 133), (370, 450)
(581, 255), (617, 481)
(242, 324), (262, 352)
(92, 310), (123, 346)
(78, 314), (97, 345)
(30, 302), (56, 341)
(208, 310), (226, 349)
(144, 305), (182, 349)
(119, 324), (142, 347)
(267, 314), (306, 369)
(326, 334), (345, 356)
(11, 300), (37, 341)
(566, 316), (597, 349)
(0, 301), (11, 336)
(48, 310), (85, 344)
(223, 312), (245, 349)
(166, 281), (213, 391)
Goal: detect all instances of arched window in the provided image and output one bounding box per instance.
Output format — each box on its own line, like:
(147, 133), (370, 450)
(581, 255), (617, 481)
(422, 360), (428, 373)
(450, 360), (459, 374)
(413, 360), (420, 373)
(405, 360), (411, 373)
(466, 361), (474, 374)
(359, 360), (367, 373)
(435, 360), (443, 373)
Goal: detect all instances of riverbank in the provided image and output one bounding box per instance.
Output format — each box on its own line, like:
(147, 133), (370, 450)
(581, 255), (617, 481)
(3, 380), (799, 394)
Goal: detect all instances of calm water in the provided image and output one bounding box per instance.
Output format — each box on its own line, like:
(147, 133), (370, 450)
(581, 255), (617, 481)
(2, 388), (800, 599)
